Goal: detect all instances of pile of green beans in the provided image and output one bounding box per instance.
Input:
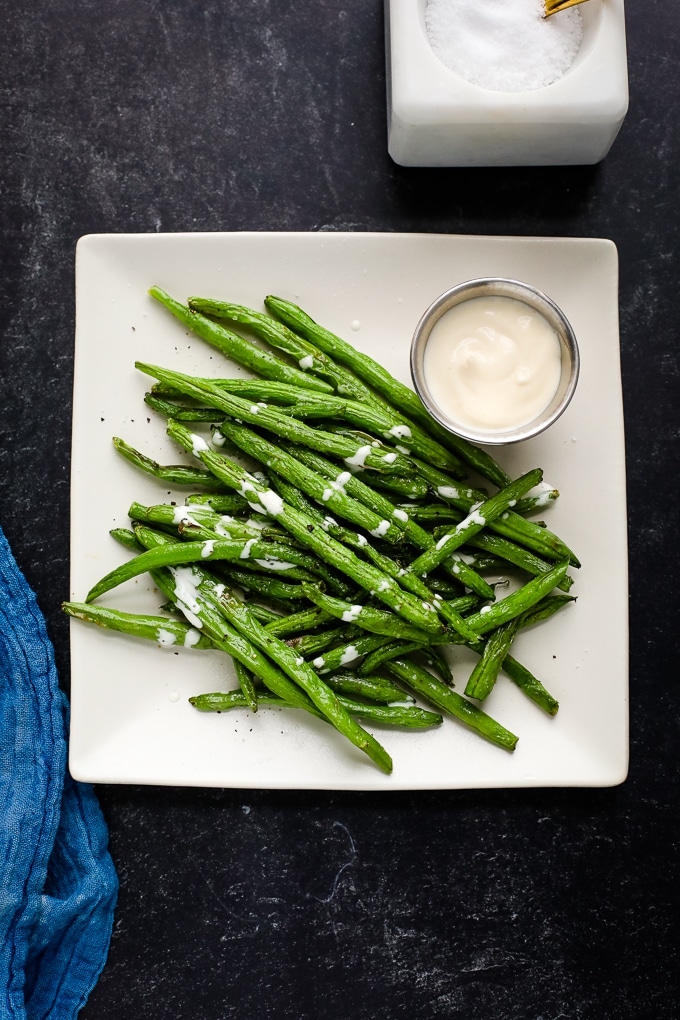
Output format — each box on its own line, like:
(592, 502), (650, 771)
(63, 286), (579, 774)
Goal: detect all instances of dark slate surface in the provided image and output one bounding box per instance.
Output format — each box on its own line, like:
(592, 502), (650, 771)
(1, 1), (678, 1017)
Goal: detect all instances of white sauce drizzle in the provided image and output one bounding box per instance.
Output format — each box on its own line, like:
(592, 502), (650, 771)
(240, 538), (257, 559)
(437, 485), (460, 500)
(345, 445), (372, 469)
(257, 489), (285, 517)
(370, 520), (391, 538)
(341, 606), (363, 623)
(388, 425), (412, 439)
(190, 433), (209, 457)
(156, 628), (177, 647)
(254, 558), (295, 571)
(170, 566), (205, 629)
(184, 628), (202, 648)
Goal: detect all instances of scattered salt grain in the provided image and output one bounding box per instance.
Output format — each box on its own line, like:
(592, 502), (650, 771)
(425, 0), (583, 93)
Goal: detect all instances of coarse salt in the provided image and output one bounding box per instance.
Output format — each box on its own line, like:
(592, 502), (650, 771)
(425, 0), (583, 93)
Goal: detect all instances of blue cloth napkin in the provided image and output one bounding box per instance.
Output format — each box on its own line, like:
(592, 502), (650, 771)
(0, 526), (118, 1019)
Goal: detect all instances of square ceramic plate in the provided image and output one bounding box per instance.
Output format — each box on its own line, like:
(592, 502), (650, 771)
(69, 231), (628, 789)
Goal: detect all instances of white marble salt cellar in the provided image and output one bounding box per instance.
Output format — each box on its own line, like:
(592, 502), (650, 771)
(385, 0), (629, 167)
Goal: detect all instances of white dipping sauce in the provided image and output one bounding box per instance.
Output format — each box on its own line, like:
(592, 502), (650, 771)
(423, 295), (562, 432)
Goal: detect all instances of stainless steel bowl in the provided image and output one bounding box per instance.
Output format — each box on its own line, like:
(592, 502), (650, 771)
(410, 277), (580, 446)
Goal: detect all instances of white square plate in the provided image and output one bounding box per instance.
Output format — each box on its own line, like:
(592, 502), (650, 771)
(69, 231), (628, 789)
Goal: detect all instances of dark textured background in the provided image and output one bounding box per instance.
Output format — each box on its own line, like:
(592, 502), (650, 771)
(1, 2), (678, 1017)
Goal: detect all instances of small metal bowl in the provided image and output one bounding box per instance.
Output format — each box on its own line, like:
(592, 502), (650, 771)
(410, 278), (580, 446)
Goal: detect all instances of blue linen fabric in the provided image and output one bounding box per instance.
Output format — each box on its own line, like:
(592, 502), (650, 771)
(0, 526), (118, 1019)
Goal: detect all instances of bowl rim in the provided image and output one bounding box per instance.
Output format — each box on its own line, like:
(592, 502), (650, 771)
(409, 277), (580, 446)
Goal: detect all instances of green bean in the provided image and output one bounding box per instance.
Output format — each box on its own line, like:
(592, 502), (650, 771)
(513, 487), (559, 515)
(501, 655), (559, 716)
(357, 587), (481, 675)
(190, 689), (442, 729)
(144, 393), (225, 425)
(464, 531), (574, 592)
(416, 486), (559, 520)
(351, 470), (431, 500)
(401, 503), (465, 525)
(285, 625), (362, 660)
(464, 560), (570, 636)
(306, 696), (444, 729)
(129, 501), (296, 552)
(358, 640), (428, 676)
(385, 657), (518, 751)
(418, 574), (465, 599)
(520, 594), (576, 627)
(450, 552), (509, 576)
(241, 602), (284, 625)
(310, 632), (393, 674)
(266, 473), (438, 595)
(323, 670), (414, 704)
(190, 689), (323, 716)
(215, 566), (309, 602)
(185, 492), (252, 515)
(178, 523), (352, 599)
(437, 556), (496, 601)
(149, 286), (334, 393)
(138, 561), (313, 713)
(420, 646), (456, 687)
(113, 437), (228, 491)
(151, 376), (334, 406)
(455, 594), (572, 712)
(271, 470), (490, 614)
(358, 636), (458, 686)
(266, 473), (369, 551)
(318, 425), (436, 491)
(110, 527), (145, 552)
(232, 658), (259, 710)
(264, 605), (335, 638)
(62, 601), (215, 649)
(299, 583), (448, 643)
(464, 617), (522, 701)
(85, 535), (329, 604)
